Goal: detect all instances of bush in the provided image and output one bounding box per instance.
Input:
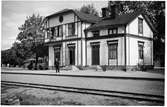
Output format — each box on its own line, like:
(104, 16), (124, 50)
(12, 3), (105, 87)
(101, 65), (107, 71)
(38, 65), (43, 70)
(27, 62), (33, 70)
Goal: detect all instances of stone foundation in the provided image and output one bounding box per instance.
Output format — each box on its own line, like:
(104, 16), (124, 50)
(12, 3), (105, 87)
(48, 65), (154, 71)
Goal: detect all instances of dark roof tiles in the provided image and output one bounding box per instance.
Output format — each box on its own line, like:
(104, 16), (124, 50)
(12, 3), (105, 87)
(86, 11), (141, 31)
(46, 9), (101, 23)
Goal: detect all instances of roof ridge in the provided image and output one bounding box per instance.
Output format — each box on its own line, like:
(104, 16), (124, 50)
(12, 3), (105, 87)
(46, 8), (101, 23)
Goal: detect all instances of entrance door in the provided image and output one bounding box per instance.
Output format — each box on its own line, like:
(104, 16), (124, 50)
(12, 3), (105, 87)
(92, 45), (100, 65)
(54, 47), (60, 63)
(69, 46), (75, 65)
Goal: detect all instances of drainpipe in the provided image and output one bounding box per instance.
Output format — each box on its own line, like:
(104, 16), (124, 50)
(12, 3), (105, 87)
(124, 25), (127, 72)
(84, 30), (87, 66)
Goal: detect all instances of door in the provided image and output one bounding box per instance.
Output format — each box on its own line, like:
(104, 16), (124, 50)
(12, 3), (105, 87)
(54, 47), (60, 64)
(69, 46), (75, 65)
(138, 42), (144, 65)
(92, 45), (100, 65)
(108, 43), (118, 66)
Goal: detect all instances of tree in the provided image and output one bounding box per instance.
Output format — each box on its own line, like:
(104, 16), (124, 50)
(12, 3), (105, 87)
(79, 4), (99, 16)
(1, 48), (18, 67)
(16, 14), (48, 69)
(108, 1), (165, 67)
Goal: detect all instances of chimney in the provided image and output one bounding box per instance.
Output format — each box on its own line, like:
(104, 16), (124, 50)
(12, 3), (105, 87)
(101, 7), (110, 18)
(101, 4), (119, 19)
(108, 4), (119, 19)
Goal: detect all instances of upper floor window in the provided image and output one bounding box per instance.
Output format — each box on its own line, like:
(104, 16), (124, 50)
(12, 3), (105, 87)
(51, 27), (55, 37)
(54, 27), (58, 37)
(108, 28), (117, 34)
(58, 25), (63, 37)
(68, 23), (75, 36)
(49, 25), (63, 38)
(138, 18), (143, 34)
(47, 28), (52, 39)
(92, 31), (99, 37)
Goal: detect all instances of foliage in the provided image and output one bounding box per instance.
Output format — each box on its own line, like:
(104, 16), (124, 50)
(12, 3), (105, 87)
(79, 4), (99, 16)
(1, 14), (48, 67)
(17, 14), (48, 68)
(108, 1), (165, 66)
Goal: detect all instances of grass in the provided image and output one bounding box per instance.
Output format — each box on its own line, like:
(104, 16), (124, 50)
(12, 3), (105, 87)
(1, 85), (164, 105)
(17, 94), (83, 105)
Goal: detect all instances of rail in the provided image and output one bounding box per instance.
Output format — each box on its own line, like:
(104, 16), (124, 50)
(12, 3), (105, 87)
(1, 81), (164, 103)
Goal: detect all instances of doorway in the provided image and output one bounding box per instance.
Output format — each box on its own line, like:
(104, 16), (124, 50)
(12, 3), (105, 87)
(54, 47), (61, 63)
(92, 45), (100, 65)
(69, 46), (75, 65)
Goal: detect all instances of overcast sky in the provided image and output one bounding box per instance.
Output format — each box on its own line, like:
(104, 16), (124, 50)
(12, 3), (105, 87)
(2, 0), (108, 50)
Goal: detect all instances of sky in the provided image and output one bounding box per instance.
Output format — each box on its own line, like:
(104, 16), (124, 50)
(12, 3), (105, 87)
(1, 0), (108, 50)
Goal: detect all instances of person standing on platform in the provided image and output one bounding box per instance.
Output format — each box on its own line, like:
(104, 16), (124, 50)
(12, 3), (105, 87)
(54, 58), (60, 73)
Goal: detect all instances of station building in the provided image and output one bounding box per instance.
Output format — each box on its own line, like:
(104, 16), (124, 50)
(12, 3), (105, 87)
(44, 5), (154, 70)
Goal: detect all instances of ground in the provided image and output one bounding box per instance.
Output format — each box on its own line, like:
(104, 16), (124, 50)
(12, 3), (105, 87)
(1, 68), (164, 105)
(1, 85), (163, 105)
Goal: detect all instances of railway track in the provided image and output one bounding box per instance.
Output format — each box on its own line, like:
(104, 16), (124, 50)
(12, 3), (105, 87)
(1, 81), (164, 103)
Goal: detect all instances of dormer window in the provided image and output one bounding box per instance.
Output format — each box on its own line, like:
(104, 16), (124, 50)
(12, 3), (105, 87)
(108, 28), (117, 34)
(92, 31), (99, 37)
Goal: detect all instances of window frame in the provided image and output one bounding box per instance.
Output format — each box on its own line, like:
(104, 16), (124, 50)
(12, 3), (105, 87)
(54, 27), (58, 37)
(47, 28), (52, 39)
(58, 25), (63, 37)
(68, 23), (75, 36)
(138, 18), (143, 34)
(138, 42), (144, 59)
(108, 28), (118, 35)
(108, 43), (118, 59)
(92, 30), (99, 37)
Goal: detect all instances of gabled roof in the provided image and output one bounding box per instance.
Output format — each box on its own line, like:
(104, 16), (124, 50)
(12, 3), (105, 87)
(85, 11), (156, 32)
(46, 9), (101, 23)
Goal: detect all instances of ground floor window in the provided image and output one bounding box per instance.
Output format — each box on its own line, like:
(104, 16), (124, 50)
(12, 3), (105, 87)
(108, 43), (118, 59)
(138, 42), (144, 59)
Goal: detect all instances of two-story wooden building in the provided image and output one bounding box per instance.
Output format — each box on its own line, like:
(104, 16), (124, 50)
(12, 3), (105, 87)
(44, 9), (101, 69)
(44, 5), (154, 70)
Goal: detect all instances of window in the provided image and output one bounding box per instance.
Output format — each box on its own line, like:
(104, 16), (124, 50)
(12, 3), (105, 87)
(52, 26), (63, 37)
(92, 31), (99, 37)
(58, 25), (63, 37)
(68, 23), (75, 36)
(138, 42), (144, 59)
(138, 18), (143, 34)
(113, 29), (117, 34)
(54, 27), (58, 37)
(51, 27), (55, 37)
(108, 44), (118, 59)
(109, 29), (113, 34)
(108, 28), (117, 34)
(47, 28), (52, 39)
